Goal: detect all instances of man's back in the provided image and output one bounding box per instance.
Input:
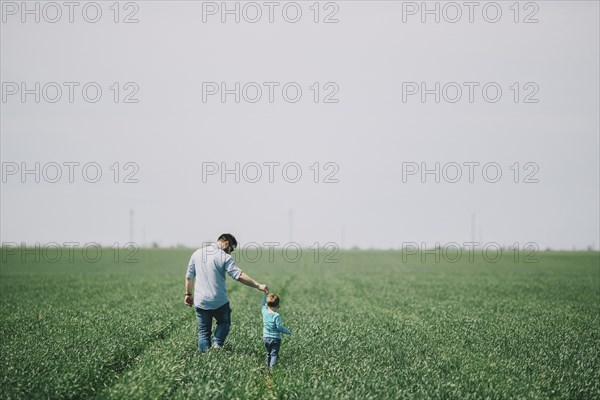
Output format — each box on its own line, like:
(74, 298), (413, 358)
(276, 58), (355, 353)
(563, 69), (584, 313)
(186, 243), (242, 309)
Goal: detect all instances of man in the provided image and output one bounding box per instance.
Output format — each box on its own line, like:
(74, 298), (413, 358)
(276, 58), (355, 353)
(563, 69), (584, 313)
(185, 233), (268, 352)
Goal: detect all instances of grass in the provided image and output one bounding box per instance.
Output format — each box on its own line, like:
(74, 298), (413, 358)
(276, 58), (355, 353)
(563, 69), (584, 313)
(1, 247), (598, 399)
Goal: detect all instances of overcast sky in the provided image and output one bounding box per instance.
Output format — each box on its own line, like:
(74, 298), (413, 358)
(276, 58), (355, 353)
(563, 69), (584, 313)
(1, 1), (598, 250)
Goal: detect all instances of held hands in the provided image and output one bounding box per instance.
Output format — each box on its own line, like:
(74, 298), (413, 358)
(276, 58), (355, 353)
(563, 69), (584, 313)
(258, 284), (269, 294)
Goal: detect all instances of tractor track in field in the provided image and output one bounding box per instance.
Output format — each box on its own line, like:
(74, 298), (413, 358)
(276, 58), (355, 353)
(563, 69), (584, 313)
(68, 313), (190, 400)
(262, 372), (277, 400)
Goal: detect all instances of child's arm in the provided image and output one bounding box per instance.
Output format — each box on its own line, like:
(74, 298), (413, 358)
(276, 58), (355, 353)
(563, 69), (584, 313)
(274, 314), (292, 335)
(261, 295), (267, 310)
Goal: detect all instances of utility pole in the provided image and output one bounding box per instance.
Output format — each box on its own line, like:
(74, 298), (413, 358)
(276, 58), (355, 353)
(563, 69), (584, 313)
(471, 213), (476, 246)
(288, 209), (293, 243)
(129, 209), (134, 244)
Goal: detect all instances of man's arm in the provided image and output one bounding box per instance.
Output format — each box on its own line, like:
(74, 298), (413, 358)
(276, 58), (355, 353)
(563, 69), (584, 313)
(185, 255), (196, 307)
(237, 272), (269, 294)
(185, 278), (194, 306)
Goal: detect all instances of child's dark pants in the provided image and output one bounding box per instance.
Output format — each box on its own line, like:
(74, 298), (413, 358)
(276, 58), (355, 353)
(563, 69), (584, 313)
(263, 337), (281, 368)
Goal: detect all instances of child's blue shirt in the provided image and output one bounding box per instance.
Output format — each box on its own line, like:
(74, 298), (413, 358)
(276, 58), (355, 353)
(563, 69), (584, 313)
(261, 296), (292, 339)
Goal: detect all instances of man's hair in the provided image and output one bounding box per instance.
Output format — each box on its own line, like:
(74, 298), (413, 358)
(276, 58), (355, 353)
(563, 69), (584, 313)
(218, 233), (238, 248)
(266, 294), (280, 308)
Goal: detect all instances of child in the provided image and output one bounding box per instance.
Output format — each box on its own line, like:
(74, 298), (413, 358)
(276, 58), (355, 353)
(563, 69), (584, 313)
(261, 293), (292, 368)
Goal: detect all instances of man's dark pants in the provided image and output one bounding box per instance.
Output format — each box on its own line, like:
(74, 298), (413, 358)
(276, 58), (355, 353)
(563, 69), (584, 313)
(194, 302), (231, 352)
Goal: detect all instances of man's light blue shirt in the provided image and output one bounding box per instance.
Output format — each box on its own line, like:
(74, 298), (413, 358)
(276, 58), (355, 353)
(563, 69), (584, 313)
(186, 243), (242, 310)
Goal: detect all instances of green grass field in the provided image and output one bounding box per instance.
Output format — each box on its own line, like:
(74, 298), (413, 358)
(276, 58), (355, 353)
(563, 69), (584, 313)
(1, 247), (598, 399)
